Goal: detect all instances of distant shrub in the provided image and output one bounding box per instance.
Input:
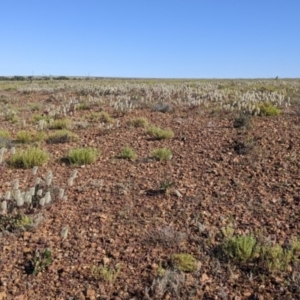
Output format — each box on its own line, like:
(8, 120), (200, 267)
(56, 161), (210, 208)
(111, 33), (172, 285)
(67, 147), (99, 165)
(171, 253), (197, 272)
(128, 117), (149, 128)
(152, 102), (173, 113)
(222, 234), (258, 263)
(0, 137), (12, 149)
(151, 148), (172, 161)
(32, 114), (49, 123)
(233, 113), (251, 129)
(46, 130), (78, 144)
(257, 102), (281, 116)
(49, 119), (71, 130)
(29, 103), (42, 111)
(16, 130), (46, 143)
(5, 112), (18, 123)
(146, 125), (174, 140)
(260, 237), (300, 271)
(0, 130), (10, 139)
(77, 101), (90, 110)
(99, 112), (113, 123)
(8, 147), (49, 168)
(87, 112), (113, 123)
(119, 146), (137, 160)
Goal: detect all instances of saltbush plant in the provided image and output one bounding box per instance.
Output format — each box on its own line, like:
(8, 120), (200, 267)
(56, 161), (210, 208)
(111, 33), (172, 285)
(151, 148), (172, 161)
(46, 130), (78, 144)
(222, 234), (258, 263)
(16, 130), (46, 143)
(257, 102), (281, 116)
(119, 146), (137, 160)
(8, 147), (49, 168)
(128, 117), (149, 128)
(171, 253), (197, 272)
(49, 118), (71, 130)
(67, 147), (99, 165)
(77, 101), (90, 110)
(0, 130), (10, 138)
(146, 125), (174, 140)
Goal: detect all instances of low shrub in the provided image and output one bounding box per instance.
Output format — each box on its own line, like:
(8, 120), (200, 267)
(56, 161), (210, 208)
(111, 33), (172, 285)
(151, 148), (172, 161)
(119, 146), (137, 160)
(46, 130), (78, 144)
(127, 117), (149, 128)
(67, 147), (99, 165)
(257, 102), (281, 116)
(0, 130), (10, 139)
(222, 234), (258, 263)
(49, 118), (71, 130)
(233, 113), (251, 129)
(146, 125), (174, 140)
(16, 130), (46, 143)
(171, 253), (197, 272)
(8, 147), (49, 168)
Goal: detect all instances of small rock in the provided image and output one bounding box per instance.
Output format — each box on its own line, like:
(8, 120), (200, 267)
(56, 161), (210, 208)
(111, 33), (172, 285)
(86, 288), (96, 300)
(0, 292), (6, 300)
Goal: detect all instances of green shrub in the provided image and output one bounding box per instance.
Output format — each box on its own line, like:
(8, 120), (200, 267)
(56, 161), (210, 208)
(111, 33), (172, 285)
(260, 238), (300, 271)
(49, 118), (71, 130)
(146, 125), (174, 140)
(0, 214), (33, 232)
(32, 114), (49, 123)
(0, 130), (10, 138)
(67, 147), (99, 165)
(46, 130), (78, 144)
(8, 147), (49, 168)
(99, 112), (113, 123)
(77, 101), (90, 110)
(16, 130), (46, 143)
(87, 112), (102, 122)
(171, 253), (197, 272)
(257, 102), (281, 116)
(91, 264), (121, 283)
(151, 148), (172, 161)
(5, 113), (18, 123)
(128, 117), (149, 128)
(222, 234), (258, 263)
(32, 249), (53, 276)
(119, 146), (137, 160)
(29, 103), (41, 111)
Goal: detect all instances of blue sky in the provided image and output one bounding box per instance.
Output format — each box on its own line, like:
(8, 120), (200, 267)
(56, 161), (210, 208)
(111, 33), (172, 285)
(1, 1), (299, 78)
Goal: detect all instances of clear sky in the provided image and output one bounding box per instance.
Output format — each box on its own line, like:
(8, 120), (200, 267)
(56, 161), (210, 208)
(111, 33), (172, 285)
(1, 1), (299, 78)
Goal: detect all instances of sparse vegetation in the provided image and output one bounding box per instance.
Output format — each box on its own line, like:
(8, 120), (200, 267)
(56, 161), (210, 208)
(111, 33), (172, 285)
(151, 147), (172, 161)
(0, 79), (299, 298)
(8, 147), (49, 168)
(257, 102), (281, 116)
(221, 234), (258, 263)
(32, 249), (53, 275)
(0, 130), (10, 138)
(16, 130), (46, 143)
(233, 112), (252, 129)
(127, 116), (149, 128)
(0, 214), (33, 232)
(67, 147), (99, 165)
(171, 253), (197, 272)
(146, 125), (174, 140)
(46, 130), (78, 144)
(91, 263), (121, 283)
(118, 146), (137, 160)
(49, 118), (71, 129)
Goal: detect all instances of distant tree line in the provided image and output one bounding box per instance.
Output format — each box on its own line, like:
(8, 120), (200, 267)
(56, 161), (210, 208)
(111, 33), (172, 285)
(0, 76), (71, 81)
